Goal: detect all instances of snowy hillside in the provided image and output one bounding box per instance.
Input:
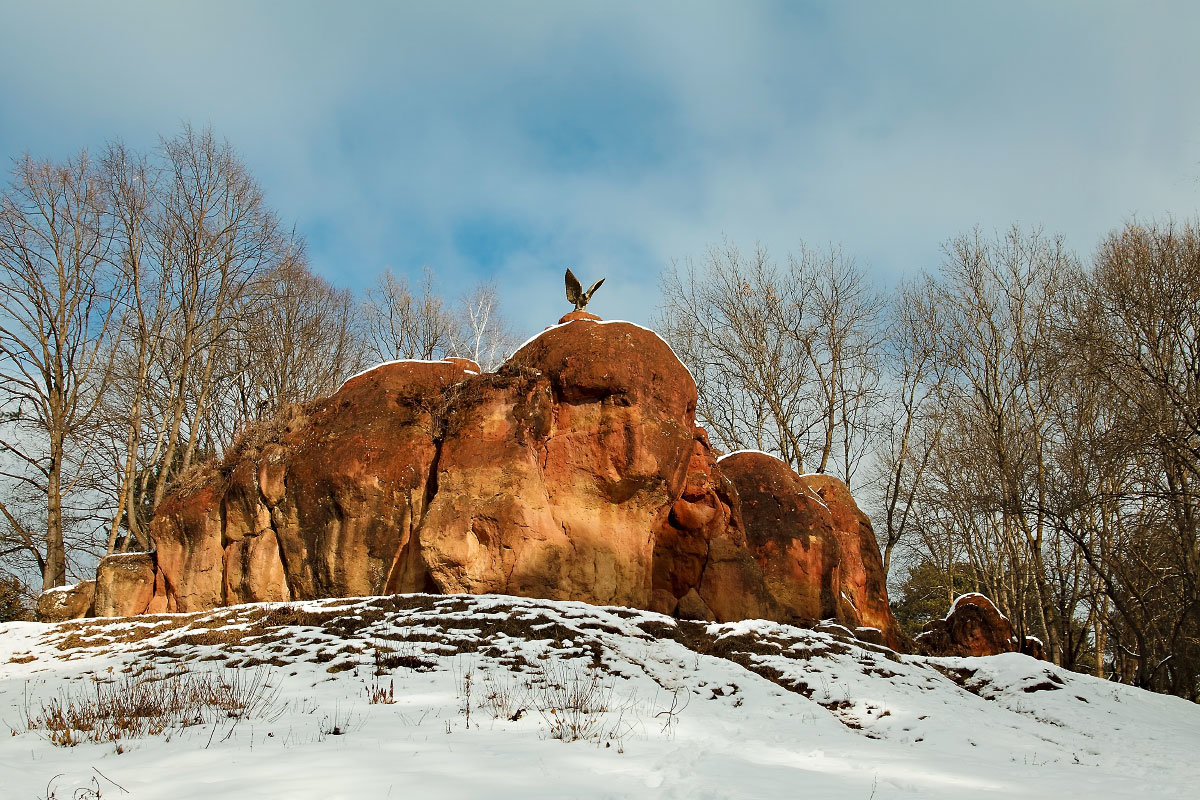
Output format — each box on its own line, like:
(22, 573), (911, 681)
(1, 594), (1197, 799)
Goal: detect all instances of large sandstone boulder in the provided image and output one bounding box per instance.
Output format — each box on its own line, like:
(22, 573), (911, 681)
(90, 315), (904, 650)
(417, 321), (695, 608)
(143, 322), (699, 613)
(915, 593), (1020, 657)
(262, 361), (465, 601)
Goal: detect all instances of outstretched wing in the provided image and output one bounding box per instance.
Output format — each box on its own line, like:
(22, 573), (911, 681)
(565, 268), (583, 306)
(583, 278), (605, 305)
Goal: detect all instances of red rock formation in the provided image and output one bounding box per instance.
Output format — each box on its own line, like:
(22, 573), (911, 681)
(915, 593), (1020, 657)
(486, 319), (696, 608)
(804, 473), (902, 647)
(76, 317), (904, 651)
(409, 368), (565, 600)
(150, 359), (472, 612)
(718, 452), (840, 623)
(94, 553), (167, 617)
(1021, 636), (1047, 661)
(650, 432), (774, 622)
(713, 454), (904, 649)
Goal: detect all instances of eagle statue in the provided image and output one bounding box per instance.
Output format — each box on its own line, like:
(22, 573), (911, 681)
(564, 268), (605, 312)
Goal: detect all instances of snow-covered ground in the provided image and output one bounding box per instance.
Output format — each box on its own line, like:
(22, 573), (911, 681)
(1, 594), (1196, 799)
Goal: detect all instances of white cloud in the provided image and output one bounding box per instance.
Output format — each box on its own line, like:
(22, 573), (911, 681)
(1, 1), (1197, 338)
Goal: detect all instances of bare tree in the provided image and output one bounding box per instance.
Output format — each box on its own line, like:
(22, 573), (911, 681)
(659, 243), (810, 466)
(144, 125), (287, 508)
(658, 241), (884, 486)
(894, 227), (1082, 665)
(872, 278), (950, 577)
(449, 281), (520, 370)
(96, 142), (169, 555)
(0, 152), (121, 589)
(1055, 219), (1200, 696)
(61, 129), (325, 559)
(215, 254), (367, 435)
(801, 246), (885, 481)
(362, 267), (455, 362)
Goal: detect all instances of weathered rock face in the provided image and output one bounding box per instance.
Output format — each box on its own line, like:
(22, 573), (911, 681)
(915, 593), (1020, 658)
(803, 473), (900, 645)
(504, 321), (696, 606)
(79, 316), (904, 650)
(719, 452), (840, 623)
(717, 454), (904, 649)
(410, 320), (698, 610)
(36, 581), (95, 622)
(94, 553), (167, 617)
(149, 360), (469, 612)
(132, 321), (698, 615)
(650, 432), (774, 623)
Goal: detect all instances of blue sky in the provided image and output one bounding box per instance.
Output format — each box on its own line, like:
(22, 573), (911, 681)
(2, 1), (1198, 338)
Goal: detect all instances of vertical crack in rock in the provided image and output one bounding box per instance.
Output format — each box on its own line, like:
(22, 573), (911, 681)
(255, 457), (294, 602)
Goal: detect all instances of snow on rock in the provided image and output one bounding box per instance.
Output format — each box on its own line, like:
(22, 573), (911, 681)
(716, 448), (787, 463)
(917, 593), (1025, 659)
(336, 357), (476, 394)
(951, 592), (1008, 619)
(3, 593), (1197, 799)
(513, 318), (696, 385)
(34, 580), (95, 622)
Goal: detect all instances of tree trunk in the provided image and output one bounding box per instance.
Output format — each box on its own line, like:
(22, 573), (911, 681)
(43, 445), (66, 590)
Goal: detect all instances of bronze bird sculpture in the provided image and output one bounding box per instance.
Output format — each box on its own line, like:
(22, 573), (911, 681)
(565, 268), (605, 311)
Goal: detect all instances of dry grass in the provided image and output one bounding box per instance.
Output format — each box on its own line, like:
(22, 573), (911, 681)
(220, 402), (311, 474)
(23, 664), (281, 747)
(479, 669), (531, 722)
(364, 674), (395, 704)
(534, 661), (633, 744)
(169, 462), (220, 497)
(452, 659), (638, 745)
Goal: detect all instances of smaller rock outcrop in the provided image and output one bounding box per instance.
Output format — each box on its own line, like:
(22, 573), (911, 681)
(916, 593), (1041, 658)
(716, 453), (905, 650)
(720, 452), (839, 624)
(1021, 636), (1047, 661)
(94, 553), (168, 617)
(36, 581), (95, 622)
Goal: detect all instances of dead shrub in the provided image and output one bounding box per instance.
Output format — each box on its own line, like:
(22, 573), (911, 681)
(364, 675), (395, 704)
(169, 462), (219, 498)
(479, 669), (531, 722)
(220, 403), (309, 473)
(24, 664), (281, 746)
(533, 661), (635, 745)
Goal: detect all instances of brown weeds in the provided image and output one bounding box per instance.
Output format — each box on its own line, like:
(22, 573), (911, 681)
(24, 664), (280, 746)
